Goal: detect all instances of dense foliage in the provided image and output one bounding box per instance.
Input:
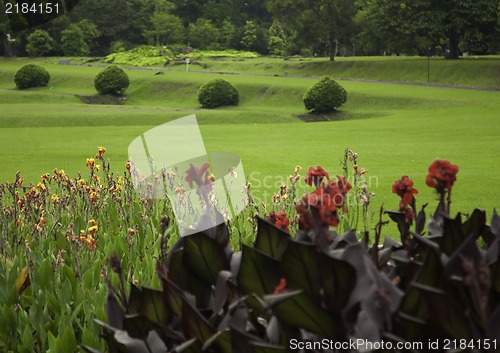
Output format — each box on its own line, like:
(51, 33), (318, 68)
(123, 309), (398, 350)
(2, 146), (500, 352)
(14, 64), (50, 89)
(303, 77), (348, 113)
(94, 65), (130, 95)
(2, 0), (498, 58)
(85, 157), (500, 353)
(197, 79), (239, 108)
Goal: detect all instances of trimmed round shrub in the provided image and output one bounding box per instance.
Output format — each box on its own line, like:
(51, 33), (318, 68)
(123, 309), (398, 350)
(14, 64), (50, 89)
(303, 77), (347, 113)
(197, 79), (239, 108)
(94, 65), (130, 95)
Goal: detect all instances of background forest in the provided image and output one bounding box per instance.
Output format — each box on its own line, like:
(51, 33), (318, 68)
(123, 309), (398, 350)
(2, 0), (500, 60)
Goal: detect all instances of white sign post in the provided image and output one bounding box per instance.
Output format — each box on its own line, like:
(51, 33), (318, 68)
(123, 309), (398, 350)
(186, 58), (190, 72)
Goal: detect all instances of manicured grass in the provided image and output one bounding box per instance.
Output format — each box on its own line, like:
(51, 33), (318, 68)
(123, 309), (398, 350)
(1, 58), (499, 224)
(196, 56), (500, 89)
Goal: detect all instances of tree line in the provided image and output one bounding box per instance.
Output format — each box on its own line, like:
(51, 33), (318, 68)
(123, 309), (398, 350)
(1, 0), (499, 60)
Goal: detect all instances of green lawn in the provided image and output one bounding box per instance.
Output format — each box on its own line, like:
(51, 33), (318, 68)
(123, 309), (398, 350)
(1, 57), (499, 224)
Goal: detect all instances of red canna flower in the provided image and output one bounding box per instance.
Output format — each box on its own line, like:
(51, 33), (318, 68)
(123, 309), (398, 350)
(267, 211), (290, 233)
(305, 166), (329, 188)
(392, 176), (418, 208)
(425, 160), (459, 193)
(185, 162), (212, 190)
(274, 278), (287, 294)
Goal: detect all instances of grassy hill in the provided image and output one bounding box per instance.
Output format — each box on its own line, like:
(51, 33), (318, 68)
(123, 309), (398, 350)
(199, 56), (500, 89)
(0, 57), (499, 220)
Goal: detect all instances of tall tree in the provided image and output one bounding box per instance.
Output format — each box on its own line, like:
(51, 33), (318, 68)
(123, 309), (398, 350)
(267, 0), (358, 61)
(361, 0), (499, 59)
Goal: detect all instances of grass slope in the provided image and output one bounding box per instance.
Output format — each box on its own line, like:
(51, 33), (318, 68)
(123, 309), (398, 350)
(0, 58), (499, 221)
(193, 56), (500, 89)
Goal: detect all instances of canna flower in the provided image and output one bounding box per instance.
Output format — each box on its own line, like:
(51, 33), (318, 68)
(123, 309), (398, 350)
(36, 182), (46, 191)
(185, 163), (214, 194)
(51, 194), (60, 204)
(392, 176), (418, 208)
(274, 278), (287, 294)
(88, 225), (98, 235)
(267, 211), (290, 233)
(305, 166), (329, 188)
(426, 160), (459, 193)
(96, 146), (106, 157)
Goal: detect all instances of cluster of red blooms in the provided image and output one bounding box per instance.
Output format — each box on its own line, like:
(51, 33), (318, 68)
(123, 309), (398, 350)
(297, 166), (352, 229)
(266, 211), (290, 233)
(425, 159), (459, 193)
(392, 159), (459, 222)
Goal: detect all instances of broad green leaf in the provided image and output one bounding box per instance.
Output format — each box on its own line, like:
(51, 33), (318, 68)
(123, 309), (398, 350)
(265, 291), (344, 339)
(318, 252), (356, 312)
(169, 249), (211, 308)
(21, 325), (34, 353)
(462, 209), (486, 239)
(37, 257), (53, 290)
(181, 297), (215, 343)
(122, 314), (157, 339)
(398, 250), (442, 318)
(60, 326), (77, 352)
(128, 285), (171, 326)
(237, 245), (280, 296)
(61, 265), (77, 298)
(183, 232), (230, 285)
(254, 217), (289, 260)
(414, 283), (471, 339)
(202, 330), (231, 353)
(438, 214), (468, 255)
(280, 241), (321, 301)
(158, 275), (184, 316)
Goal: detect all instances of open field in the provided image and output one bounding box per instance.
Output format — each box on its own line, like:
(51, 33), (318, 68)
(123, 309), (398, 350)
(1, 57), (499, 223)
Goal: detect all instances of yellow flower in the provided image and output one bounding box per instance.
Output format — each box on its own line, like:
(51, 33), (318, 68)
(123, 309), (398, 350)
(95, 164), (101, 172)
(117, 176), (124, 185)
(51, 194), (60, 204)
(88, 225), (98, 235)
(41, 173), (49, 180)
(36, 182), (46, 191)
(88, 219), (97, 227)
(97, 146), (106, 155)
(86, 158), (95, 167)
(116, 184), (123, 192)
(77, 179), (85, 186)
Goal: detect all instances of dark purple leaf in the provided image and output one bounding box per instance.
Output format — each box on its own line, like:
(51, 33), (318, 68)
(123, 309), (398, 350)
(254, 217), (290, 260)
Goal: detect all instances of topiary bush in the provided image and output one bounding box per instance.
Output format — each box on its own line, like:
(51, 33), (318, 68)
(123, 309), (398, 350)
(94, 65), (130, 95)
(303, 76), (347, 113)
(197, 79), (239, 108)
(14, 64), (50, 89)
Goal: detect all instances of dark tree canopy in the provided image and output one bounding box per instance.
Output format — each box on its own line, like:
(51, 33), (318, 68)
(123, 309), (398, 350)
(2, 0), (499, 58)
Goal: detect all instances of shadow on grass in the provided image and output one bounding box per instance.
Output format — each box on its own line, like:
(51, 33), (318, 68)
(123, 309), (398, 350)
(77, 94), (126, 105)
(294, 110), (384, 122)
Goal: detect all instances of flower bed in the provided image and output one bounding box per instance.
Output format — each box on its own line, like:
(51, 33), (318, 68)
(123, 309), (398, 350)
(1, 148), (499, 352)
